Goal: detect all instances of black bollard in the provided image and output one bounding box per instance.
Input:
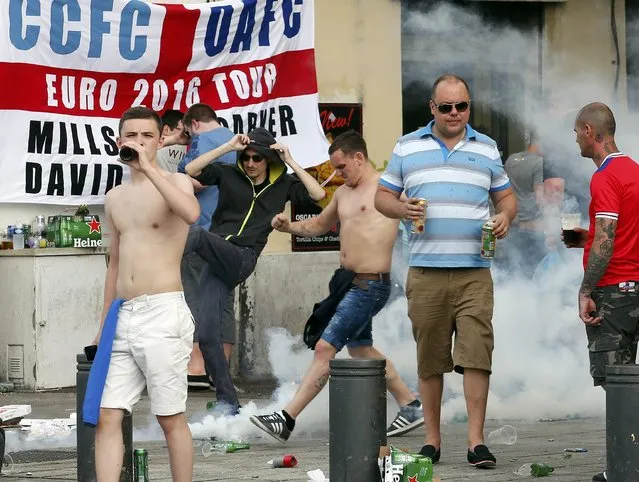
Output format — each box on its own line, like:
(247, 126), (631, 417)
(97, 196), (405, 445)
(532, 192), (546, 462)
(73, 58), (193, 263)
(606, 365), (639, 482)
(121, 413), (133, 480)
(76, 354), (133, 482)
(0, 427), (5, 475)
(329, 358), (387, 482)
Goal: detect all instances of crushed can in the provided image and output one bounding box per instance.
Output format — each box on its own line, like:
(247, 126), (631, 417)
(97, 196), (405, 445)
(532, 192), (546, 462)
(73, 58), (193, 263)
(267, 454), (298, 468)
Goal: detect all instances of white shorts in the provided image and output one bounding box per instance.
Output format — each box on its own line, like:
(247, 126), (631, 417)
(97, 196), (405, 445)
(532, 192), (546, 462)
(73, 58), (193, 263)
(100, 292), (195, 416)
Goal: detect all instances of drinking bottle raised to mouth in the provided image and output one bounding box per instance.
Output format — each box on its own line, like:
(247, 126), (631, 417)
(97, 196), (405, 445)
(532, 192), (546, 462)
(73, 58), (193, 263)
(119, 146), (138, 162)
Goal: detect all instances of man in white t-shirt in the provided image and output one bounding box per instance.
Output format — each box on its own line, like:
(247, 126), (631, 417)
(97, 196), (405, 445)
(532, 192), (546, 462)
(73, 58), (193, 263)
(156, 110), (188, 172)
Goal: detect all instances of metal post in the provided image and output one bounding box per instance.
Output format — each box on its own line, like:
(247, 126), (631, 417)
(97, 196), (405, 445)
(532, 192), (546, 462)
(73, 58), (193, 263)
(606, 365), (639, 482)
(76, 354), (133, 482)
(329, 358), (387, 482)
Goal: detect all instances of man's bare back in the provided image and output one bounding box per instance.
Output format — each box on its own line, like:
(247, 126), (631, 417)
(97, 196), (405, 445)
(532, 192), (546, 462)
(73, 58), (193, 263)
(336, 171), (399, 273)
(107, 172), (192, 300)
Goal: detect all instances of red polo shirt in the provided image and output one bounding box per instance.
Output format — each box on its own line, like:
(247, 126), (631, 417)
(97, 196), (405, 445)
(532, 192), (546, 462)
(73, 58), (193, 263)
(583, 153), (639, 286)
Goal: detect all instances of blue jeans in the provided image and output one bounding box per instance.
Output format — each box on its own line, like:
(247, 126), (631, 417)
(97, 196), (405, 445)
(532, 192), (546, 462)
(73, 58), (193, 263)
(321, 279), (391, 352)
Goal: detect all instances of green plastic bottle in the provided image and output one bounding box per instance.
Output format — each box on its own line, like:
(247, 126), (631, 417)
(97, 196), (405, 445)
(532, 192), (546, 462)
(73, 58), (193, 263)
(531, 462), (554, 477)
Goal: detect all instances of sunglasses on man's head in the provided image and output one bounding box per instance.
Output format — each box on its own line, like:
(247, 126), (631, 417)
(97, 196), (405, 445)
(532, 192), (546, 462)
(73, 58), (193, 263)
(433, 101), (470, 114)
(239, 153), (266, 163)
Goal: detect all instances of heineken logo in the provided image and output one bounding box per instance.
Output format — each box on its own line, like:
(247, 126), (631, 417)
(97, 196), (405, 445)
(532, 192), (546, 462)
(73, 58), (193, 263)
(73, 238), (102, 248)
(86, 216), (101, 234)
(408, 476), (418, 482)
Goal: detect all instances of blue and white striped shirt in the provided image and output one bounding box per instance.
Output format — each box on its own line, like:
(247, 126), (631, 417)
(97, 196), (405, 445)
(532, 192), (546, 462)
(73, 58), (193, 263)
(380, 121), (511, 268)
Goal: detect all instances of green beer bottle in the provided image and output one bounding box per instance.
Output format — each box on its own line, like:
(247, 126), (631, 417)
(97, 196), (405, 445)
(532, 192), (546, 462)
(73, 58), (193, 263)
(531, 462), (554, 477)
(201, 441), (250, 456)
(133, 448), (149, 481)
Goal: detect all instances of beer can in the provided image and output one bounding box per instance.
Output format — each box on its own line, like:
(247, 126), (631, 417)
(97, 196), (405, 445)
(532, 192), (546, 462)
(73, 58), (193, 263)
(133, 448), (149, 482)
(480, 222), (496, 259)
(411, 199), (427, 234)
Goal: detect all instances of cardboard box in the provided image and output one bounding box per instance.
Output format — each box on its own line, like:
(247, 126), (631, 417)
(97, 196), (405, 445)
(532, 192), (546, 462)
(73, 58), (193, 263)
(378, 446), (434, 482)
(47, 215), (102, 248)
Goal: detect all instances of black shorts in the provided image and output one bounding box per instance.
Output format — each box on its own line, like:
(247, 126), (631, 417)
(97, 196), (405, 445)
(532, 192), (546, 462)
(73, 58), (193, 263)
(586, 283), (639, 386)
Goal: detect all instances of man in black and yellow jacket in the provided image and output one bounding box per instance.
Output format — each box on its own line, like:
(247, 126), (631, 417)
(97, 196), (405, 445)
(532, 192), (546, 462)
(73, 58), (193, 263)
(183, 128), (326, 412)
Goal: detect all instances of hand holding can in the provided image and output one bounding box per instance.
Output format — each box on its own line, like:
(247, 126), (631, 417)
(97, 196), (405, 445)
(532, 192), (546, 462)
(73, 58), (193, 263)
(409, 198), (428, 234)
(481, 221), (496, 259)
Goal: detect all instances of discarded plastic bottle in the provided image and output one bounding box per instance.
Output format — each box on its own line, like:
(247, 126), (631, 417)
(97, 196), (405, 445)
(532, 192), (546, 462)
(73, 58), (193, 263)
(267, 454), (298, 468)
(515, 463), (554, 477)
(531, 462), (554, 477)
(201, 441), (250, 456)
(1, 453), (14, 475)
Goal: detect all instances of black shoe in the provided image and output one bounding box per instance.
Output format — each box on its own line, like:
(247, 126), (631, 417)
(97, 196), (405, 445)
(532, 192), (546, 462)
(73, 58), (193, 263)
(467, 444), (496, 468)
(592, 471), (607, 481)
(249, 411), (291, 443)
(419, 444), (440, 464)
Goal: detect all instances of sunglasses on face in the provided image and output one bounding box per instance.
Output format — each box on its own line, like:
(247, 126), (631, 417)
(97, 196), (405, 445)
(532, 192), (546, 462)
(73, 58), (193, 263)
(240, 153), (266, 163)
(433, 101), (470, 114)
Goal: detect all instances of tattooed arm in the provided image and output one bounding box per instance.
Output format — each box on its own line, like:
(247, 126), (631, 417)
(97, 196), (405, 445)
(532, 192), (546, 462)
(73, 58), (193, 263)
(578, 217), (617, 324)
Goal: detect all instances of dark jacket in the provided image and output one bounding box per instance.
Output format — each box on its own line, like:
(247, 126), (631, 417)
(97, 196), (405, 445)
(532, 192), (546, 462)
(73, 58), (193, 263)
(193, 129), (315, 256)
(303, 268), (356, 350)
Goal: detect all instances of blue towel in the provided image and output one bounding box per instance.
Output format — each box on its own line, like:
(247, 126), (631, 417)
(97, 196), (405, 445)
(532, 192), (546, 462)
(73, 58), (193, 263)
(82, 298), (125, 426)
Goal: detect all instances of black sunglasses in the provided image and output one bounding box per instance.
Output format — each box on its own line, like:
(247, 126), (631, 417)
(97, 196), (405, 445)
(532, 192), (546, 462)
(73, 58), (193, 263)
(240, 153), (266, 163)
(433, 101), (470, 114)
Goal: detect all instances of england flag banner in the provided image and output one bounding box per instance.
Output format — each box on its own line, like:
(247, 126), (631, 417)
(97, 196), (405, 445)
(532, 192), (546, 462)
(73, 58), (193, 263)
(0, 0), (329, 204)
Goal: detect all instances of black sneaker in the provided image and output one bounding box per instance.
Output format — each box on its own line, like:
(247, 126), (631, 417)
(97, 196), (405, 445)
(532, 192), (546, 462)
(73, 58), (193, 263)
(467, 444), (496, 468)
(419, 444), (441, 464)
(592, 471), (607, 481)
(249, 411), (291, 443)
(387, 402), (425, 437)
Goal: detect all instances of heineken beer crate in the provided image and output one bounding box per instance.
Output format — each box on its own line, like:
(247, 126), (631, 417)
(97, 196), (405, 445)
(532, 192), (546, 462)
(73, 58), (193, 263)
(379, 446), (434, 482)
(47, 215), (102, 248)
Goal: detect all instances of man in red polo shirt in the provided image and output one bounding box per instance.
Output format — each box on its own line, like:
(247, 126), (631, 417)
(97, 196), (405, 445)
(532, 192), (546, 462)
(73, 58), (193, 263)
(563, 102), (639, 482)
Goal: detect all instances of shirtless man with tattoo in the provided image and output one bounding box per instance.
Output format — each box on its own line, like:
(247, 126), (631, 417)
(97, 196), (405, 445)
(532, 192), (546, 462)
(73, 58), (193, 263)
(565, 103), (639, 482)
(250, 130), (424, 442)
(90, 106), (200, 482)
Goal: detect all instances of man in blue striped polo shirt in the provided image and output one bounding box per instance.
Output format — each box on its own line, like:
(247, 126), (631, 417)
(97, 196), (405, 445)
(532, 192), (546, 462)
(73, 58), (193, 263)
(375, 74), (517, 469)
